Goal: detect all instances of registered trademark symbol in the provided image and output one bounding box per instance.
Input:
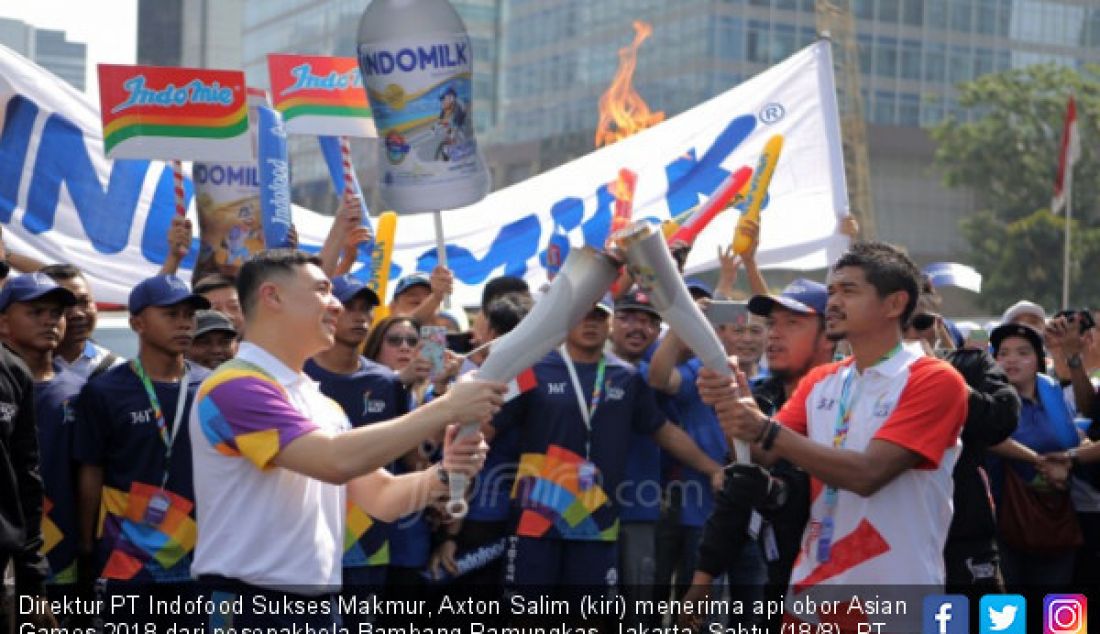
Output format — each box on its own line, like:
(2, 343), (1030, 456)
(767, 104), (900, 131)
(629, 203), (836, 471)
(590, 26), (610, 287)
(759, 103), (785, 124)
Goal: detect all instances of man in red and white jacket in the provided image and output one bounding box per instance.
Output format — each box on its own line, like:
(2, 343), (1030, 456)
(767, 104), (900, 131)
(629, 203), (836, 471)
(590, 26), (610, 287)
(699, 241), (968, 632)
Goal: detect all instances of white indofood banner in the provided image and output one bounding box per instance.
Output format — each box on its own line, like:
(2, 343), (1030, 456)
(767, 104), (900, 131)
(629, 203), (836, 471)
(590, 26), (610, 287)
(0, 41), (849, 306)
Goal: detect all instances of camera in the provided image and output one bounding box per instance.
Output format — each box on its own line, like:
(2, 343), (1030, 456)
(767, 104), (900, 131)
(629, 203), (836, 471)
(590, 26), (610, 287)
(1054, 309), (1096, 335)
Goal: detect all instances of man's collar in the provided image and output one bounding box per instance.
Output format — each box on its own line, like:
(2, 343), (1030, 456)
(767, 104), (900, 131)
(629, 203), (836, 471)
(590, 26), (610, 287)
(865, 342), (923, 378)
(236, 342), (304, 387)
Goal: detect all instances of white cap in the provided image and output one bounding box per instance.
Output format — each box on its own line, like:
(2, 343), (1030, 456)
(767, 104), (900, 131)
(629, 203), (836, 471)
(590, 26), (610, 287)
(954, 320), (980, 338)
(1001, 300), (1047, 325)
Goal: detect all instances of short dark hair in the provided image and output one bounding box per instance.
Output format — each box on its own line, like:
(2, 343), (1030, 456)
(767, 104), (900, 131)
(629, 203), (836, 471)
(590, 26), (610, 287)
(39, 263), (84, 282)
(481, 276), (529, 314)
(236, 249), (322, 319)
(487, 293), (533, 337)
(832, 241), (921, 327)
(193, 273), (236, 295)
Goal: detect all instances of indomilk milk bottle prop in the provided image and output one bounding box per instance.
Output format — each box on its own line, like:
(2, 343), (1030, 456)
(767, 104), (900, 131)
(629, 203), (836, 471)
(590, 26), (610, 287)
(357, 0), (490, 213)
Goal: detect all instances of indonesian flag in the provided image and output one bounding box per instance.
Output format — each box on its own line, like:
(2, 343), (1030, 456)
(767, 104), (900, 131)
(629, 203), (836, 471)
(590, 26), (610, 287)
(504, 368), (537, 402)
(1052, 95), (1080, 215)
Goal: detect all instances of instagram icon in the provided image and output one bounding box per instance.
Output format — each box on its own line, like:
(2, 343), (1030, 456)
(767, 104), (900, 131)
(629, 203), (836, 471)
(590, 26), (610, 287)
(1045, 595), (1088, 634)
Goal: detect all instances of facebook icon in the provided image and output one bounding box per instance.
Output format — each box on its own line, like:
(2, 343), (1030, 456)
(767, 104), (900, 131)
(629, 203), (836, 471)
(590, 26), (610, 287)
(923, 595), (969, 634)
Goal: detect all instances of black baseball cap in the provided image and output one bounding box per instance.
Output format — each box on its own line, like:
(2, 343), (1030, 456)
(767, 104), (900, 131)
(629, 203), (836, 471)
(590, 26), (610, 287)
(614, 289), (660, 319)
(990, 323), (1045, 360)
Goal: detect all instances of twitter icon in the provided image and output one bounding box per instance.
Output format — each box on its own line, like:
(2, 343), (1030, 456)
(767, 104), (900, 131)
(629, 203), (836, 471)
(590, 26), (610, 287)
(981, 595), (1026, 634)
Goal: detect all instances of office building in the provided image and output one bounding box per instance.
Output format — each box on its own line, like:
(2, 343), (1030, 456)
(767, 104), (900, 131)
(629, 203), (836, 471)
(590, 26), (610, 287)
(487, 0), (1100, 263)
(0, 18), (86, 91)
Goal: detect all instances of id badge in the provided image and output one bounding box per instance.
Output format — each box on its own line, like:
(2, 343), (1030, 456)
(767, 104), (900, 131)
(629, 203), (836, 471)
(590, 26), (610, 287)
(144, 491), (170, 526)
(816, 516), (834, 563)
(578, 462), (597, 491)
(748, 510), (763, 540)
(763, 524), (780, 562)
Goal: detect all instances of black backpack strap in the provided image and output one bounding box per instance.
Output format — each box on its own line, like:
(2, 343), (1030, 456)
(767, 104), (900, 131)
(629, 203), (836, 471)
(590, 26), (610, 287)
(89, 351), (120, 379)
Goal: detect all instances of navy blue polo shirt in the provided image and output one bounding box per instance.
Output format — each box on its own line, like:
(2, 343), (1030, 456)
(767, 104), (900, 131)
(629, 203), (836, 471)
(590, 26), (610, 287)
(620, 359), (665, 524)
(494, 349), (665, 542)
(667, 358), (728, 527)
(34, 369), (85, 584)
(72, 360), (208, 582)
(305, 357), (408, 568)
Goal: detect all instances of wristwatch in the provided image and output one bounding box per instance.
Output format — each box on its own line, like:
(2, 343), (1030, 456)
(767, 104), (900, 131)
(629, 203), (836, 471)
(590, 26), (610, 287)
(1067, 448), (1080, 469)
(1067, 354), (1084, 369)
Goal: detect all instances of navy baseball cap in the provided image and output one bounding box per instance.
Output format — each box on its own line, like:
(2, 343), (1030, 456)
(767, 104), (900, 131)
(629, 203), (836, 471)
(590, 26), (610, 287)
(685, 279), (713, 299)
(128, 274), (211, 315)
(615, 289), (660, 318)
(331, 275), (380, 308)
(0, 272), (77, 312)
(749, 278), (828, 316)
(392, 273), (431, 299)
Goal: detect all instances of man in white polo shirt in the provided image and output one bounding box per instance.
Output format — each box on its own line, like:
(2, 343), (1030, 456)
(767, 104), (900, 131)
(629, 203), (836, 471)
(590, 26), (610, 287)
(190, 250), (504, 628)
(699, 241), (968, 632)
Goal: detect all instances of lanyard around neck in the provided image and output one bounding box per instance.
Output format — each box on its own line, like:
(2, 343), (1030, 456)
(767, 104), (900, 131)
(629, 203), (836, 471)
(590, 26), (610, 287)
(131, 359), (189, 489)
(824, 342), (903, 511)
(560, 345), (606, 459)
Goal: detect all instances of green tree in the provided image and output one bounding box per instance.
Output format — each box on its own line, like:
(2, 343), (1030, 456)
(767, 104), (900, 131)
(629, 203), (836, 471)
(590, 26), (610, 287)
(931, 64), (1100, 311)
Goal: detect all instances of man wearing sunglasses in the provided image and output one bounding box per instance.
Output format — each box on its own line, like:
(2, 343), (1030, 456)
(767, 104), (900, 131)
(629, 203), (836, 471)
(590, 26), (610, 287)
(493, 296), (725, 593)
(905, 281), (1020, 593)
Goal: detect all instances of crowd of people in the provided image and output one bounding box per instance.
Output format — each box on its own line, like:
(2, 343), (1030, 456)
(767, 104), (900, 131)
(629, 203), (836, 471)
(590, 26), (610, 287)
(1, 206), (1098, 631)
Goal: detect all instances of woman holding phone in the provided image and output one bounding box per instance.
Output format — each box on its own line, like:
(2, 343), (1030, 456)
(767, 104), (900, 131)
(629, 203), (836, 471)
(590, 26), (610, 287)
(363, 316), (462, 591)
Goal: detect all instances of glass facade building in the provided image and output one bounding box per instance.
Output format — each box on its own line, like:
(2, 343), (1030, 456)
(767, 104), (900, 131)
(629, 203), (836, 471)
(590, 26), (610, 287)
(496, 0), (1100, 142)
(0, 18), (86, 91)
(488, 0), (1100, 265)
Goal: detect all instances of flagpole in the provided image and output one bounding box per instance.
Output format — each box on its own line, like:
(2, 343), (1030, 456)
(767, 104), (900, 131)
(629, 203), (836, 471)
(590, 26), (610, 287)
(1063, 177), (1072, 310)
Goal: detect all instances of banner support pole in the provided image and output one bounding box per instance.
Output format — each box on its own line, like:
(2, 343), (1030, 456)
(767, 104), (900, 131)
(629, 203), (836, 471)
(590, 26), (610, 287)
(172, 160), (185, 216)
(433, 209), (450, 309)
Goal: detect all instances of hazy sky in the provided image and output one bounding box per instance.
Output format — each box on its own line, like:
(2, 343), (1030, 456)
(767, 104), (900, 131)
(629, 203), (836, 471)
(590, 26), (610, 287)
(1, 0), (138, 102)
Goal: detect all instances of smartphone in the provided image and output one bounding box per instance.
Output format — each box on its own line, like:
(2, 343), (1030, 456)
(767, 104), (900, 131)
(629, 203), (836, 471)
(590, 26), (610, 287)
(446, 331), (474, 354)
(967, 328), (989, 344)
(703, 300), (749, 326)
(419, 326), (448, 379)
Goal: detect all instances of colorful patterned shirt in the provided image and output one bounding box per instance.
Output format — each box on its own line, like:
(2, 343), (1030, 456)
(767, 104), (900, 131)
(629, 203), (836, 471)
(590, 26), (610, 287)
(72, 361), (208, 582)
(191, 343), (350, 590)
(494, 350), (665, 542)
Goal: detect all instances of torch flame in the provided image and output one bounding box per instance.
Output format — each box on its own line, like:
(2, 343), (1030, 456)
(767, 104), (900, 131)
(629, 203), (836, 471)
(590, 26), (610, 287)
(594, 20), (665, 148)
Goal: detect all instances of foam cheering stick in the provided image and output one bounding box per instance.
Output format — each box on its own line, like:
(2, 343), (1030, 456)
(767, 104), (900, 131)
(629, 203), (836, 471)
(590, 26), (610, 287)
(446, 246), (619, 517)
(733, 135), (784, 255)
(667, 166), (754, 246)
(368, 211), (398, 324)
(661, 207), (696, 240)
(614, 222), (750, 464)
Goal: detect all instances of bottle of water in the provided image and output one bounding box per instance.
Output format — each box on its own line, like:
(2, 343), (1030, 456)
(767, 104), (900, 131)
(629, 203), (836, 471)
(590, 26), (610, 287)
(357, 0), (491, 213)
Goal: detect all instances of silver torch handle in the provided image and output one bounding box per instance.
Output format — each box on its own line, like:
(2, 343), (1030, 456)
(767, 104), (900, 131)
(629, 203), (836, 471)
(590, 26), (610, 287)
(614, 221), (751, 464)
(445, 246), (620, 517)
